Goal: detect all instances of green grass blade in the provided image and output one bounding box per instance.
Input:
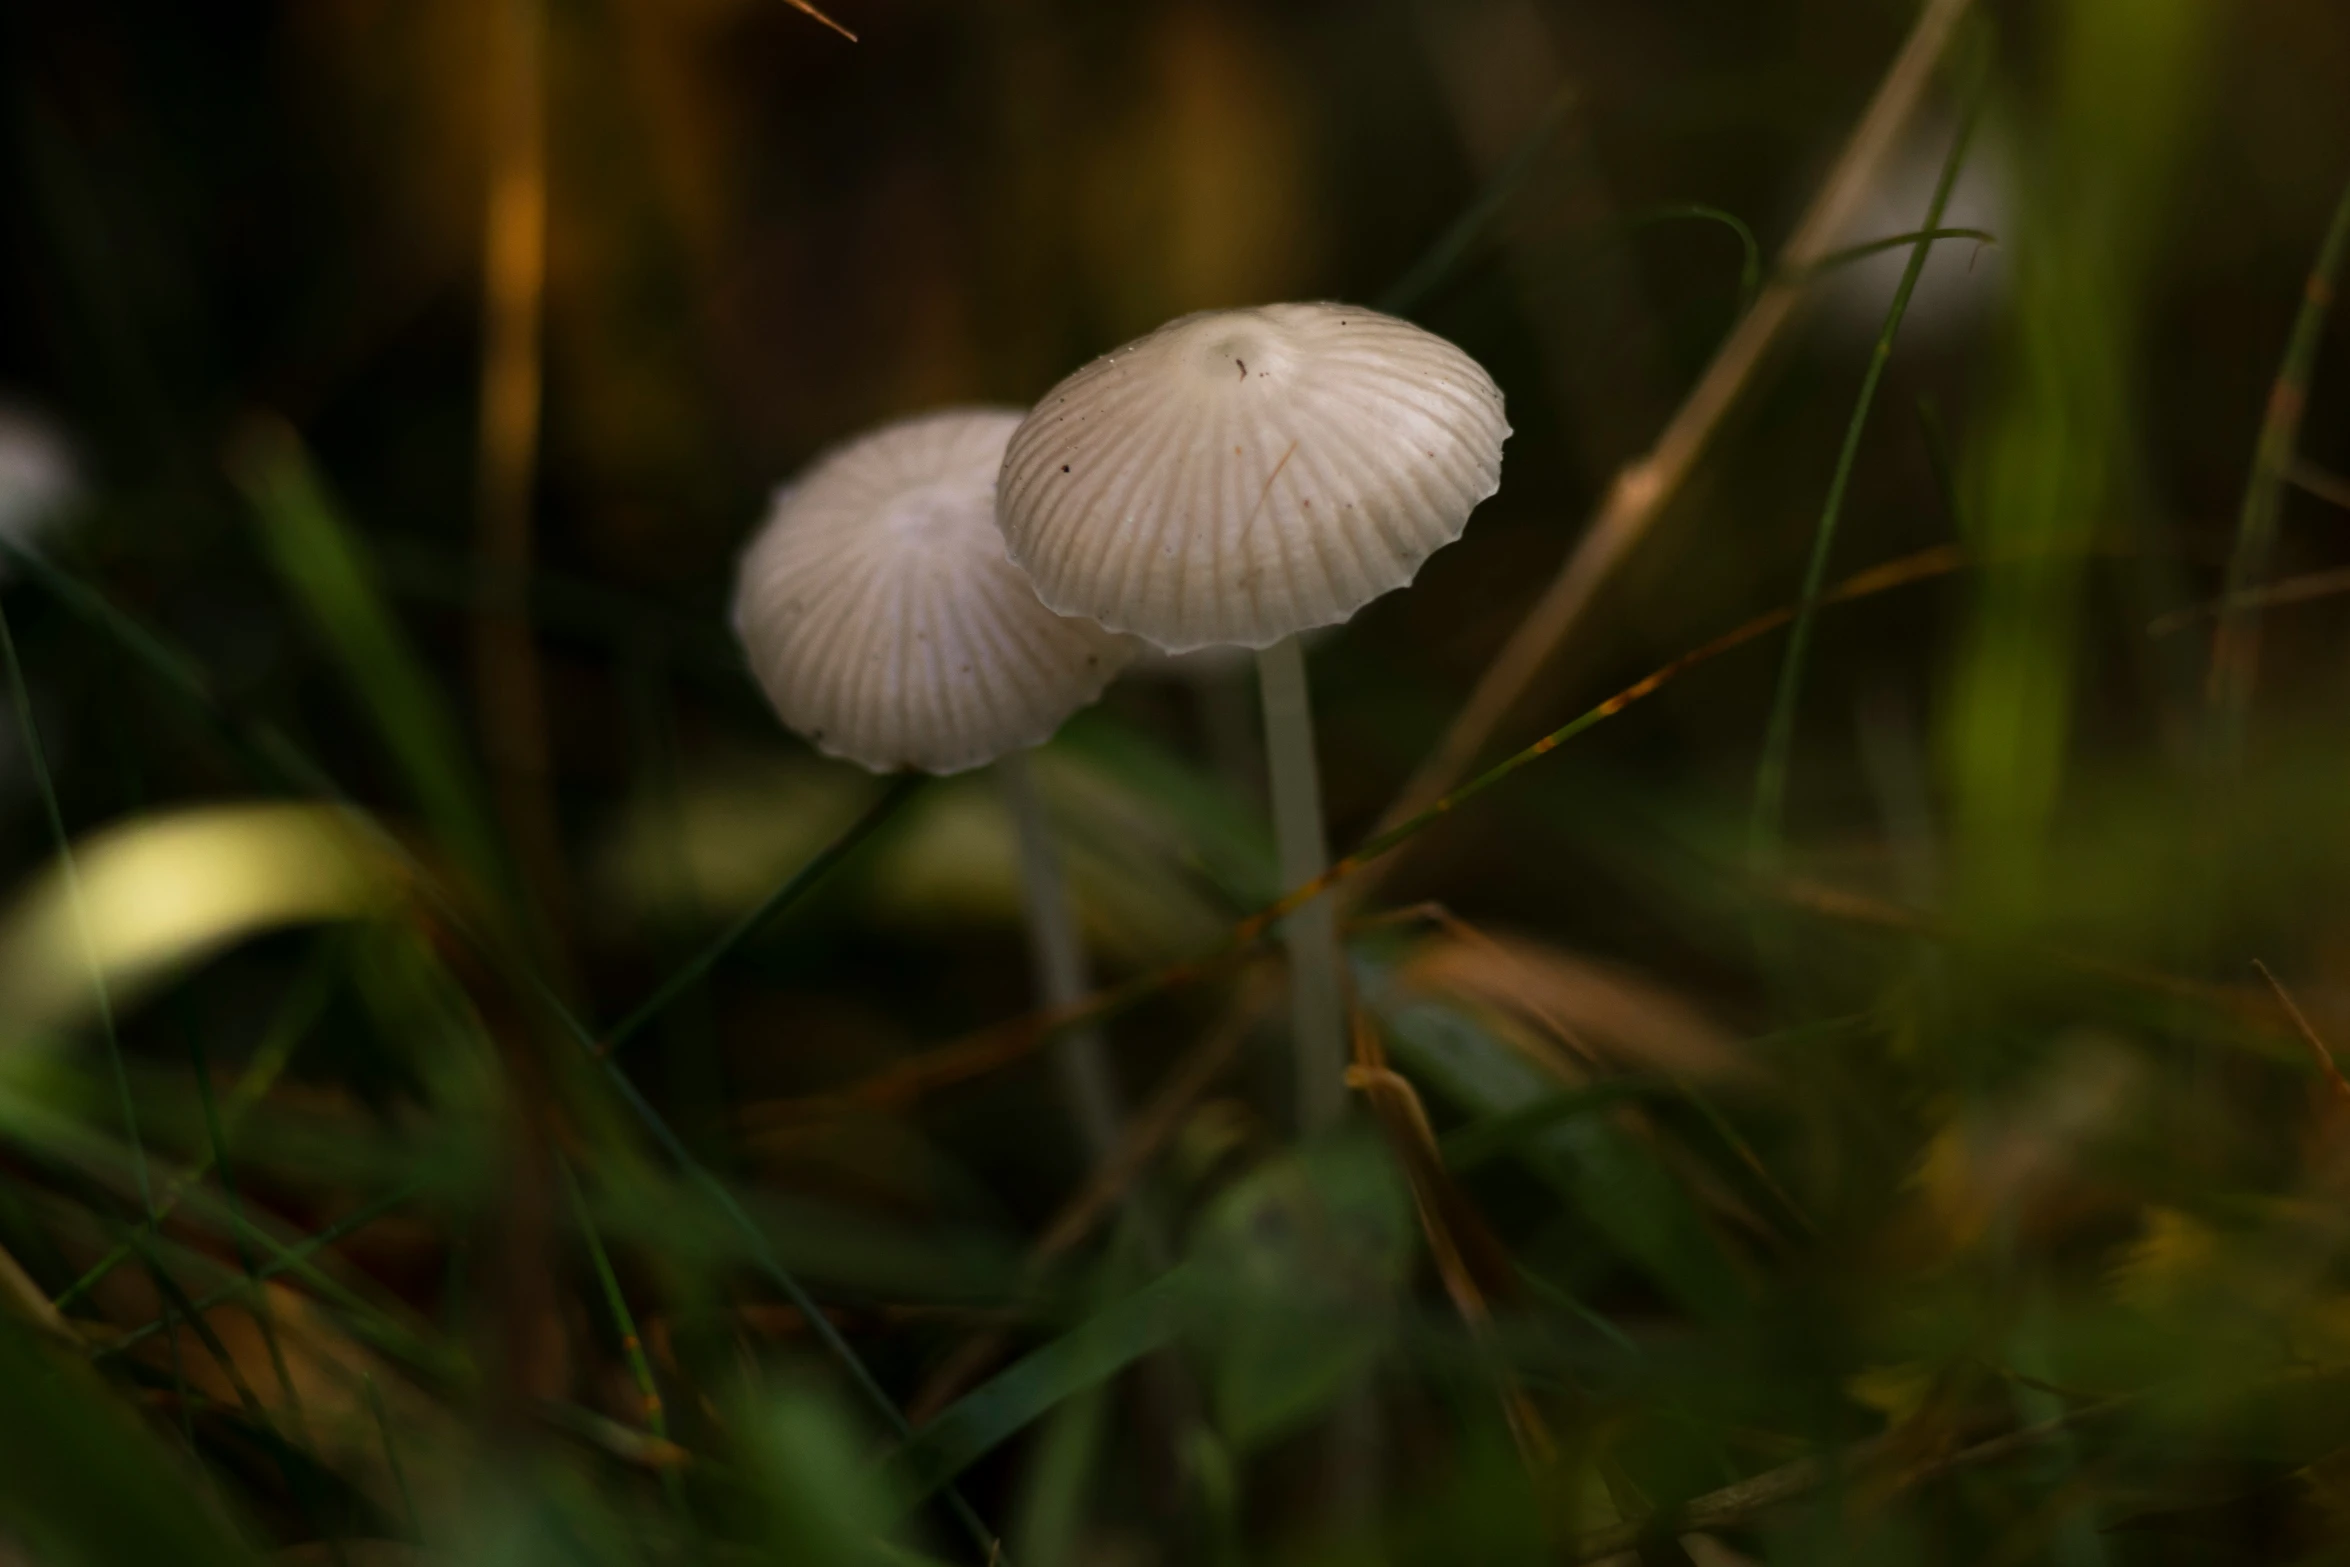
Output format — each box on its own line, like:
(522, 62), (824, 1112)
(98, 1179), (428, 1357)
(2206, 169), (2350, 745)
(1627, 203), (1765, 313)
(890, 1268), (1189, 1507)
(1379, 87), (1574, 319)
(0, 531), (358, 806)
(562, 1026), (1007, 1561)
(363, 1372), (423, 1544)
(598, 774), (923, 1058)
(558, 1155), (687, 1515)
(0, 1316), (265, 1567)
(182, 1012), (319, 1461)
(1749, 55), (1988, 874)
(1943, 0), (2211, 910)
(0, 566), (153, 1214)
(126, 1233), (346, 1562)
(1799, 225), (1998, 278)
(230, 423), (512, 907)
(55, 940), (343, 1309)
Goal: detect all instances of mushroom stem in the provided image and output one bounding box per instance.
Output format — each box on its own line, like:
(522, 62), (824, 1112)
(1255, 634), (1348, 1131)
(998, 748), (1125, 1162)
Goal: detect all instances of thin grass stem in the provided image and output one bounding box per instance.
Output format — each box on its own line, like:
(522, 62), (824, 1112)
(558, 1156), (686, 1514)
(181, 1015), (316, 1453)
(1749, 56), (1987, 872)
(99, 1180), (428, 1357)
(2206, 168), (2350, 741)
(1379, 87), (1575, 318)
(1798, 225), (1996, 278)
(362, 1372), (422, 1545)
(129, 1233), (347, 1566)
(597, 774), (922, 1058)
(570, 1051), (1006, 1562)
(56, 941), (341, 1309)
(0, 576), (151, 1217)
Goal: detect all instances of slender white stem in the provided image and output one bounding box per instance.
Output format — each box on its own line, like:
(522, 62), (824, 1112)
(999, 749), (1124, 1163)
(1256, 634), (1347, 1131)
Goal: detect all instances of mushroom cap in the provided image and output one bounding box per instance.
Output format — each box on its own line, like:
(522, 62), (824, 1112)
(732, 408), (1137, 776)
(997, 303), (1509, 651)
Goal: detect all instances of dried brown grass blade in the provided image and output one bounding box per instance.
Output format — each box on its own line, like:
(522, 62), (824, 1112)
(1386, 907), (1805, 1236)
(2254, 960), (2350, 1105)
(1347, 1011), (1552, 1469)
(2147, 563), (2350, 638)
(2291, 458), (2350, 511)
(1392, 908), (1751, 1084)
(778, 0), (857, 42)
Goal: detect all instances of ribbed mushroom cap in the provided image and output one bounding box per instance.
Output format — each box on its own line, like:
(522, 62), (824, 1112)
(998, 303), (1509, 652)
(732, 408), (1136, 776)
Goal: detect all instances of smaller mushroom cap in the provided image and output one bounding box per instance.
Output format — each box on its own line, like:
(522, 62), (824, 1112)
(732, 408), (1136, 775)
(997, 303), (1509, 652)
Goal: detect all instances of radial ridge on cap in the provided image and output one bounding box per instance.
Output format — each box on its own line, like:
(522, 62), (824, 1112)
(731, 407), (1137, 775)
(997, 303), (1509, 652)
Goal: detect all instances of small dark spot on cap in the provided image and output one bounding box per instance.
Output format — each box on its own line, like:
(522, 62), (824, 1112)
(1061, 465), (1071, 474)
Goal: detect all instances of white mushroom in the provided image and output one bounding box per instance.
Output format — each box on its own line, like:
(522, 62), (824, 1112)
(999, 303), (1507, 652)
(735, 408), (1135, 776)
(731, 407), (1138, 1157)
(997, 304), (1508, 1128)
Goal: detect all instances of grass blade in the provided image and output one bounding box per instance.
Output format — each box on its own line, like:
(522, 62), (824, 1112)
(891, 1269), (1189, 1507)
(53, 937), (340, 1310)
(231, 422), (513, 910)
(2205, 168), (2350, 741)
(0, 1317), (264, 1567)
(363, 1372), (422, 1544)
(597, 774), (923, 1058)
(98, 1179), (428, 1358)
(0, 558), (151, 1214)
(1799, 225), (1997, 278)
(558, 1155), (687, 1513)
(1379, 87), (1574, 318)
(1748, 51), (1988, 873)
